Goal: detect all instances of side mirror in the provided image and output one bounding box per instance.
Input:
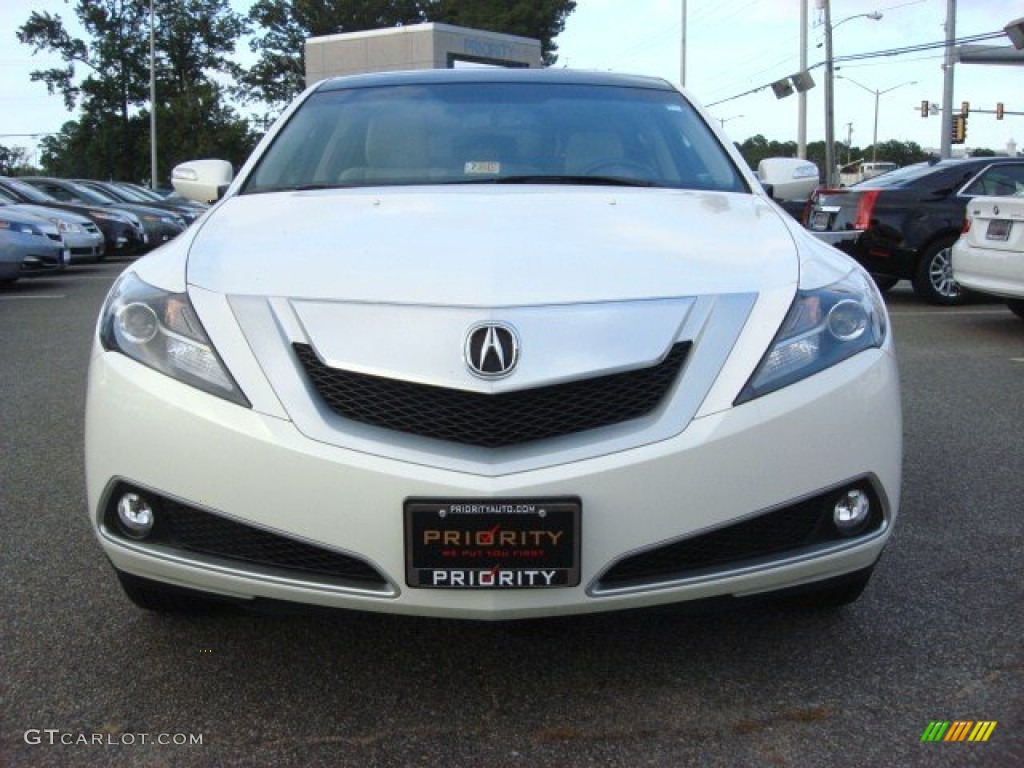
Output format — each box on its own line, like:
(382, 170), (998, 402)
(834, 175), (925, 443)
(171, 160), (234, 204)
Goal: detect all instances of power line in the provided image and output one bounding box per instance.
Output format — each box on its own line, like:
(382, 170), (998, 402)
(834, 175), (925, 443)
(705, 28), (1007, 107)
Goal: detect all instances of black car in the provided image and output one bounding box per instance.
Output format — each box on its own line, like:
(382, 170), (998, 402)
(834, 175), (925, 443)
(806, 158), (1024, 304)
(0, 176), (146, 258)
(76, 180), (205, 226)
(18, 177), (187, 250)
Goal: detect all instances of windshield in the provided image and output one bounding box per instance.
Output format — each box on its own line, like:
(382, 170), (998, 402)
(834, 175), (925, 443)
(3, 179), (57, 203)
(67, 182), (118, 204)
(243, 81), (747, 194)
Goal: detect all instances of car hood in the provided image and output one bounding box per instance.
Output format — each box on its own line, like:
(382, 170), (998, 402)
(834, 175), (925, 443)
(11, 203), (92, 226)
(185, 186), (798, 304)
(0, 206), (61, 234)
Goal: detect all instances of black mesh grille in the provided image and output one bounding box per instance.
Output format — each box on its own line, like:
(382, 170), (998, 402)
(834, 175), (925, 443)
(105, 488), (387, 586)
(293, 342), (690, 448)
(598, 482), (884, 589)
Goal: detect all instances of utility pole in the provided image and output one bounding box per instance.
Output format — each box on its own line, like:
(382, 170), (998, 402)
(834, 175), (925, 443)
(149, 0), (157, 188)
(680, 0), (687, 87)
(940, 0), (956, 158)
(823, 0), (835, 186)
(798, 0), (808, 159)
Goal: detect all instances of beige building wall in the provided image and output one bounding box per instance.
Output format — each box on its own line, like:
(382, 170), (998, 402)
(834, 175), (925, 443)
(305, 23), (542, 86)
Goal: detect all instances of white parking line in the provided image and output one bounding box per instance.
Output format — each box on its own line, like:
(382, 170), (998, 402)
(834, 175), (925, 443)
(0, 294), (66, 300)
(888, 309), (1011, 317)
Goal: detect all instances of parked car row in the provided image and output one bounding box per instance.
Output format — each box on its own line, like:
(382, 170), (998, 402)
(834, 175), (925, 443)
(0, 175), (208, 286)
(803, 157), (1024, 307)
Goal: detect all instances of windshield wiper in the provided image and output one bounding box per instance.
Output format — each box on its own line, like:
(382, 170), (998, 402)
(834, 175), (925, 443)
(493, 175), (656, 188)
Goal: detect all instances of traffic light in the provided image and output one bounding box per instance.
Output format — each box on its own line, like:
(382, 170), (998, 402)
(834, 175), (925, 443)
(996, 102), (1004, 120)
(921, 100), (930, 117)
(951, 114), (967, 144)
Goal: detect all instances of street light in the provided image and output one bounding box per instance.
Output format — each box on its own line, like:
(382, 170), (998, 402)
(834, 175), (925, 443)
(718, 114), (744, 128)
(837, 76), (916, 162)
(823, 3), (882, 186)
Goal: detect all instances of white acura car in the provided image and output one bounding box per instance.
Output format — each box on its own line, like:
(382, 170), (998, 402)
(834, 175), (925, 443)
(85, 69), (901, 619)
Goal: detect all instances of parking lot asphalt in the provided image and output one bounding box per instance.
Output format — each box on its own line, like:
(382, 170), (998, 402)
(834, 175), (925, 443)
(1, 265), (1021, 767)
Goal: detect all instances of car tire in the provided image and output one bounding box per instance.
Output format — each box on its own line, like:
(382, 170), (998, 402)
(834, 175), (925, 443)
(772, 567), (874, 611)
(913, 236), (967, 305)
(115, 570), (230, 613)
(871, 275), (899, 292)
(1007, 299), (1024, 320)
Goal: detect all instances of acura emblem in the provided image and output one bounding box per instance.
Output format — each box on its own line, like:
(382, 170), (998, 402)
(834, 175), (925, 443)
(465, 323), (519, 379)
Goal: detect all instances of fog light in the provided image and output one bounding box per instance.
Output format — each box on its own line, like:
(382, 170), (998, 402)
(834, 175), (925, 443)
(833, 489), (870, 534)
(117, 493), (155, 538)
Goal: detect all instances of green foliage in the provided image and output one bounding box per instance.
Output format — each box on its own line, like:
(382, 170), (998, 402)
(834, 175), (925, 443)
(428, 0), (577, 66)
(18, 0), (256, 183)
(0, 145), (38, 176)
(867, 139), (930, 167)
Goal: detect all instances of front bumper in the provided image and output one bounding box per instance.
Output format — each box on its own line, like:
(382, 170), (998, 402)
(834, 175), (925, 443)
(86, 346), (902, 620)
(65, 231), (106, 263)
(19, 240), (67, 276)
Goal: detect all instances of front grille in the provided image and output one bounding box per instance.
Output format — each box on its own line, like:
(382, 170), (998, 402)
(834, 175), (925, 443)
(293, 342), (690, 448)
(104, 487), (387, 587)
(597, 481), (884, 589)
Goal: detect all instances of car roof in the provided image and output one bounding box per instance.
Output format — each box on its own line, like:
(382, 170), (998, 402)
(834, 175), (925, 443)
(853, 157), (1024, 188)
(314, 67), (676, 94)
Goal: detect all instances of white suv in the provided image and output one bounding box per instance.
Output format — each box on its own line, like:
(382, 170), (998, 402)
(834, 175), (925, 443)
(85, 69), (901, 619)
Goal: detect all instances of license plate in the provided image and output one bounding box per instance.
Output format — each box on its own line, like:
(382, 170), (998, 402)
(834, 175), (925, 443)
(810, 210), (831, 231)
(986, 219), (1011, 241)
(405, 498), (580, 589)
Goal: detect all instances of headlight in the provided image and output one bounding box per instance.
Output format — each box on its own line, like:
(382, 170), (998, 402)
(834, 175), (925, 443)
(51, 218), (84, 233)
(99, 272), (250, 407)
(736, 269), (887, 404)
(0, 219), (43, 235)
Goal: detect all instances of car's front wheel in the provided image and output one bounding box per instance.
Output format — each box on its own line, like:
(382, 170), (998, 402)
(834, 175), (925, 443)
(115, 570), (230, 614)
(913, 236), (967, 305)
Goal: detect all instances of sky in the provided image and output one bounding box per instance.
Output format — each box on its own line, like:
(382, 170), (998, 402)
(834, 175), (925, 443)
(1, 0), (1021, 167)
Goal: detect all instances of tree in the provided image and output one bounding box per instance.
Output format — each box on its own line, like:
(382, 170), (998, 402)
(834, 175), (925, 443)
(244, 0), (426, 108)
(18, 0), (255, 182)
(736, 135), (799, 171)
(428, 0), (577, 66)
(242, 0), (577, 110)
(0, 145), (37, 176)
(867, 139), (929, 167)
(19, 1), (153, 179)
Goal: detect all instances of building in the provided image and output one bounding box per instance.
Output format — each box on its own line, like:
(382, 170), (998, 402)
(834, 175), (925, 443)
(305, 23), (543, 86)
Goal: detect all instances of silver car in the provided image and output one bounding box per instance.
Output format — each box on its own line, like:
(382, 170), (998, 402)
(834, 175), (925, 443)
(0, 208), (67, 285)
(0, 187), (104, 263)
